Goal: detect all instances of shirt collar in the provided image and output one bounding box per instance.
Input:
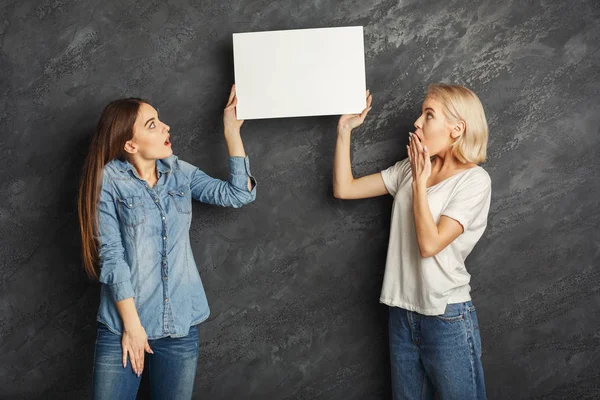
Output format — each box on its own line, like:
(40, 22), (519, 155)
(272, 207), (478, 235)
(113, 157), (172, 175)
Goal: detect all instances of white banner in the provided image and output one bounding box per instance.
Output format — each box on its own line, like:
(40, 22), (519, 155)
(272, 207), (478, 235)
(233, 26), (367, 120)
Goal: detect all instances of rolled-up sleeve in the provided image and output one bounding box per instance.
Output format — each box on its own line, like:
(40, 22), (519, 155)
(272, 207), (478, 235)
(95, 172), (135, 302)
(180, 156), (257, 208)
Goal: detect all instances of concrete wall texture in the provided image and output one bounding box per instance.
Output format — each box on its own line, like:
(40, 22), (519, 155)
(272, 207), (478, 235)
(1, 0), (599, 398)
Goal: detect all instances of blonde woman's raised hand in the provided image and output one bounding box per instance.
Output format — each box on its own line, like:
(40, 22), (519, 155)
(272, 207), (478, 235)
(337, 90), (373, 133)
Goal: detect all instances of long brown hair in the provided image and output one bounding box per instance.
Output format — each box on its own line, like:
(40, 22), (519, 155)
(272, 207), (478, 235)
(78, 98), (147, 279)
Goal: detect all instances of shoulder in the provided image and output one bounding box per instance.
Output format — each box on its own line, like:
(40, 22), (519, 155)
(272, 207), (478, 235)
(467, 166), (491, 187)
(382, 157), (411, 176)
(102, 160), (124, 183)
(160, 154), (179, 168)
(394, 157), (411, 170)
(164, 154), (196, 177)
(455, 166), (491, 196)
(163, 155), (207, 183)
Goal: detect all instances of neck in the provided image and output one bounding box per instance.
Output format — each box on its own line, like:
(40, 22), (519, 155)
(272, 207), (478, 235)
(129, 155), (157, 182)
(431, 148), (465, 172)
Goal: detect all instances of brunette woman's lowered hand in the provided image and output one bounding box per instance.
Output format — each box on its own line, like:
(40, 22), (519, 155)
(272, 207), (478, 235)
(121, 321), (153, 377)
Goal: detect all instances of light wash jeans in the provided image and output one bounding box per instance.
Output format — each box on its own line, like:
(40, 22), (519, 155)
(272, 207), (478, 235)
(389, 301), (486, 399)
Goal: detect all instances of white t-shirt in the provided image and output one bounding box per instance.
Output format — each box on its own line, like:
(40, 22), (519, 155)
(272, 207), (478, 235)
(379, 157), (492, 315)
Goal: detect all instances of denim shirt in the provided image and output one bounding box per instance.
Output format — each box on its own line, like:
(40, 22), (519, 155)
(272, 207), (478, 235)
(95, 154), (256, 339)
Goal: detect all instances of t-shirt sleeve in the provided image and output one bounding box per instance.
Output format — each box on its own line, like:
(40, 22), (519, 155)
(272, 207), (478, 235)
(380, 158), (410, 197)
(441, 170), (492, 232)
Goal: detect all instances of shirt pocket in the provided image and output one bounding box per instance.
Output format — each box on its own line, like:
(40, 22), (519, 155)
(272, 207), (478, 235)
(116, 195), (146, 227)
(433, 303), (465, 322)
(167, 185), (192, 214)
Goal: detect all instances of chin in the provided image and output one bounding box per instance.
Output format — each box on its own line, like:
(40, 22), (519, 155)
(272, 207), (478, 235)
(157, 149), (173, 159)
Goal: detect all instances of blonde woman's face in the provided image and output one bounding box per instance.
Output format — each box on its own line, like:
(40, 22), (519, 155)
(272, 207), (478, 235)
(413, 96), (457, 156)
(126, 103), (173, 159)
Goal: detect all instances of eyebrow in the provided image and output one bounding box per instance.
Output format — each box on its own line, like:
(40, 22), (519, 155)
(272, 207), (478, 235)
(423, 107), (435, 113)
(144, 110), (159, 128)
(144, 117), (155, 127)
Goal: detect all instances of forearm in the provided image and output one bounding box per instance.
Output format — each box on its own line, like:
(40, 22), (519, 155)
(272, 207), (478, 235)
(224, 128), (252, 191)
(412, 182), (439, 257)
(333, 128), (354, 197)
(224, 127), (246, 157)
(115, 297), (142, 331)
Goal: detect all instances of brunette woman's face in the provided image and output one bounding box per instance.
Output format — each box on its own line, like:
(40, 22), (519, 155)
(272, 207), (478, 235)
(125, 103), (172, 159)
(413, 96), (463, 156)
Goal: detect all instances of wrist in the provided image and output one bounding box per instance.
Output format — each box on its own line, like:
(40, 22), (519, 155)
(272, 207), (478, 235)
(224, 126), (241, 137)
(337, 126), (352, 137)
(123, 317), (142, 331)
(121, 310), (142, 331)
(412, 180), (427, 191)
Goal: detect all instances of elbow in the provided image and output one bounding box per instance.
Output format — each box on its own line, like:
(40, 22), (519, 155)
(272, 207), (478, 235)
(420, 249), (433, 258)
(419, 244), (438, 259)
(333, 178), (356, 199)
(230, 198), (248, 208)
(333, 185), (348, 199)
(239, 192), (255, 206)
(229, 186), (256, 208)
(244, 188), (257, 205)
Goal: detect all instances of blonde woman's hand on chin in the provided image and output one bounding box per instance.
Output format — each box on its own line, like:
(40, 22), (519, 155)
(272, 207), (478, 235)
(122, 322), (153, 377)
(337, 90), (373, 134)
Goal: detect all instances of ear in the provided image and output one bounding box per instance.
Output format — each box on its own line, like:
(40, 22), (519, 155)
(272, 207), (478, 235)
(124, 139), (138, 155)
(450, 120), (466, 139)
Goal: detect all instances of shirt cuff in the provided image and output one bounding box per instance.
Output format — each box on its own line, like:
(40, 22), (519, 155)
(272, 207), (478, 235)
(106, 281), (135, 302)
(229, 156), (257, 191)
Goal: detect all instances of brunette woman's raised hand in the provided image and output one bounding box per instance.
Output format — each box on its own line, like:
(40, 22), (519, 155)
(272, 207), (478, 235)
(223, 84), (244, 132)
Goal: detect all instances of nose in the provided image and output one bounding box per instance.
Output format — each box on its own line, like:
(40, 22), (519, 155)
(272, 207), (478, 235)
(164, 123), (170, 133)
(414, 115), (422, 131)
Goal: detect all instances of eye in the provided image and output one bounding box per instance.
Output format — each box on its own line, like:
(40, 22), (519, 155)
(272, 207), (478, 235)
(426, 113), (433, 119)
(149, 121), (156, 129)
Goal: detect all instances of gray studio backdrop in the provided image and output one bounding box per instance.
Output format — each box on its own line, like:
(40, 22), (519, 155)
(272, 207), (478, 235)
(1, 0), (599, 399)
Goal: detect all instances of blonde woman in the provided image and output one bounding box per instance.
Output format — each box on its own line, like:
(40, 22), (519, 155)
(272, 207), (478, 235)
(334, 84), (490, 399)
(78, 85), (256, 399)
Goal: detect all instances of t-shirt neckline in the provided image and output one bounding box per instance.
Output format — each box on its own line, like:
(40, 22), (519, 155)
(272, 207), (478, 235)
(425, 165), (480, 191)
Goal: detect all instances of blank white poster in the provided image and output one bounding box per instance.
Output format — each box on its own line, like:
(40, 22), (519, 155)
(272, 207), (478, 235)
(232, 26), (366, 120)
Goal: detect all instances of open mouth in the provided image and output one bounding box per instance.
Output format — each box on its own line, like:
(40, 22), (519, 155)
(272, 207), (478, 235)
(164, 137), (171, 146)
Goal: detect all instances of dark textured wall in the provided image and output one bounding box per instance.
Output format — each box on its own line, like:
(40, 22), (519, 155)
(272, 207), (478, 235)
(1, 0), (599, 398)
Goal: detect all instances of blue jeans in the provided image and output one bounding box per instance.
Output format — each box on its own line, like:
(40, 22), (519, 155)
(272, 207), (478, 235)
(93, 322), (199, 400)
(389, 301), (486, 400)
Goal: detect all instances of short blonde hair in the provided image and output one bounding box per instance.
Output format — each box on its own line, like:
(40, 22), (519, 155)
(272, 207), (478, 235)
(426, 83), (488, 164)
